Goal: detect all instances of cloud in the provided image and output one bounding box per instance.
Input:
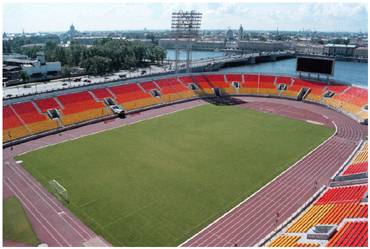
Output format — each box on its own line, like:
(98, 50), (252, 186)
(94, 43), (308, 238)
(3, 2), (368, 32)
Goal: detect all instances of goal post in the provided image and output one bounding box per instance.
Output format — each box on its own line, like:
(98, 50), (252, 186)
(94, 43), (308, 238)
(49, 179), (69, 203)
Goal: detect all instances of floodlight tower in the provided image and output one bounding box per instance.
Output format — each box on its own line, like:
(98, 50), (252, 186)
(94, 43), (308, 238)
(171, 10), (202, 73)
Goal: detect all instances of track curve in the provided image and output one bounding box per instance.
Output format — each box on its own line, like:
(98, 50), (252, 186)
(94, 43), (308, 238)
(181, 97), (367, 247)
(3, 97), (367, 247)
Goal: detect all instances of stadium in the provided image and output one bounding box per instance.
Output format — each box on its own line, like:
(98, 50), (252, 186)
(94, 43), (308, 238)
(3, 54), (368, 247)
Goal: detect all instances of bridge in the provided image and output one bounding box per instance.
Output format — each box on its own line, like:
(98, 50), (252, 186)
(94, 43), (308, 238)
(3, 51), (295, 99)
(164, 50), (295, 72)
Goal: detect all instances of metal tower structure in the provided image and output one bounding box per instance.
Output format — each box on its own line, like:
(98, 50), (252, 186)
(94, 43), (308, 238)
(171, 10), (202, 73)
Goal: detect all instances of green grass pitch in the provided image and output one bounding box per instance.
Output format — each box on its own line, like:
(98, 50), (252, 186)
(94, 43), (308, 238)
(3, 197), (40, 246)
(17, 104), (334, 246)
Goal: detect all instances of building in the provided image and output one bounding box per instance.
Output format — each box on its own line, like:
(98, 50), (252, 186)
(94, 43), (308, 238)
(239, 25), (244, 40)
(237, 40), (286, 52)
(353, 47), (368, 58)
(324, 44), (357, 57)
(225, 28), (234, 41)
(21, 52), (61, 77)
(295, 44), (324, 55)
(158, 38), (225, 50)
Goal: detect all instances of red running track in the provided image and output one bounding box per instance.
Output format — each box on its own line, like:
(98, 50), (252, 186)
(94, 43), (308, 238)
(181, 97), (367, 247)
(2, 97), (367, 247)
(2, 100), (206, 247)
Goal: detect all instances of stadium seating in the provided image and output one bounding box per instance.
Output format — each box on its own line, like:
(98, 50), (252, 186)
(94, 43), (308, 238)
(326, 221), (368, 247)
(12, 102), (47, 124)
(11, 102), (58, 134)
(154, 78), (197, 102)
(206, 74), (235, 94)
(192, 75), (214, 94)
(3, 73), (368, 142)
(267, 235), (300, 247)
(110, 83), (161, 110)
(240, 74), (259, 94)
(315, 185), (367, 204)
(3, 106), (30, 142)
(225, 74), (242, 83)
(342, 162), (368, 176)
(34, 98), (62, 112)
(258, 75), (278, 95)
(90, 88), (114, 100)
(267, 138), (368, 247)
(57, 91), (109, 125)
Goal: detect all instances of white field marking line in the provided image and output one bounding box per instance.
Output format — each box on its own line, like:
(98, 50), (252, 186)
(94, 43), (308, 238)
(78, 199), (98, 208)
(230, 146), (349, 247)
(201, 120), (348, 245)
(189, 133), (341, 246)
(210, 140), (347, 246)
(179, 120), (339, 247)
(17, 101), (206, 157)
(101, 200), (158, 229)
(5, 177), (72, 246)
(306, 120), (324, 126)
(208, 141), (339, 242)
(258, 186), (327, 247)
(257, 146), (366, 246)
(10, 164), (92, 241)
(10, 164), (91, 240)
(183, 136), (337, 246)
(4, 180), (64, 247)
(225, 110), (356, 243)
(332, 140), (364, 179)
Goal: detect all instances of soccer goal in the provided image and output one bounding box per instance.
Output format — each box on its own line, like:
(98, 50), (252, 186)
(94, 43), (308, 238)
(49, 179), (69, 203)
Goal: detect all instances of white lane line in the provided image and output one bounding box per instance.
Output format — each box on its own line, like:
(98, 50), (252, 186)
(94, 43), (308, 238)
(9, 164), (91, 241)
(180, 120), (339, 247)
(5, 180), (64, 247)
(5, 178), (71, 246)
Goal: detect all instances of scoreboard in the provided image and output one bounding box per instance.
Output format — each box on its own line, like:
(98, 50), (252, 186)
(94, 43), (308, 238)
(296, 57), (335, 76)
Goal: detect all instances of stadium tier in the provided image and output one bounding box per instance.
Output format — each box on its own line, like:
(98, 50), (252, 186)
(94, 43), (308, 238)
(2, 73), (368, 143)
(326, 221), (368, 247)
(266, 140), (368, 247)
(90, 88), (114, 100)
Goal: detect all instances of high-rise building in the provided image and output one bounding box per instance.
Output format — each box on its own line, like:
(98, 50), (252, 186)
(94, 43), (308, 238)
(239, 25), (244, 40)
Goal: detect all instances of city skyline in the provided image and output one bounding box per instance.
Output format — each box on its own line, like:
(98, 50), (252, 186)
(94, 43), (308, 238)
(3, 2), (369, 33)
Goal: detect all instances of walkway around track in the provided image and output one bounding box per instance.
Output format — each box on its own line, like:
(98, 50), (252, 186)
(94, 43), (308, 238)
(2, 97), (367, 247)
(181, 97), (367, 247)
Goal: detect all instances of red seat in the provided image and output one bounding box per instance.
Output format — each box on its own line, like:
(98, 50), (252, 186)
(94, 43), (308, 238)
(226, 74), (242, 82)
(12, 102), (47, 124)
(316, 185), (368, 204)
(57, 91), (103, 114)
(91, 88), (113, 100)
(3, 106), (23, 129)
(34, 98), (61, 112)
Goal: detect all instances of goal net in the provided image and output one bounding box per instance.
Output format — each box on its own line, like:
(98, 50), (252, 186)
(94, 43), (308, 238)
(49, 179), (69, 203)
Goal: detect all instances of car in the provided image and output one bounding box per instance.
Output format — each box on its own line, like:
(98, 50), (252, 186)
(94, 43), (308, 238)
(111, 105), (123, 114)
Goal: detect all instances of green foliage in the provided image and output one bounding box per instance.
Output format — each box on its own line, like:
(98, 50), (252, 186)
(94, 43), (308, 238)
(18, 105), (333, 246)
(4, 37), (166, 76)
(20, 71), (29, 82)
(3, 197), (40, 246)
(82, 55), (112, 75)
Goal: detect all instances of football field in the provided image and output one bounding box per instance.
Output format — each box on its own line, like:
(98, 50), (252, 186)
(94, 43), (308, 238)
(17, 104), (334, 246)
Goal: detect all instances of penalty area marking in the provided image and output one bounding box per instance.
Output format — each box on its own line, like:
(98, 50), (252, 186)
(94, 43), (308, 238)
(306, 120), (324, 126)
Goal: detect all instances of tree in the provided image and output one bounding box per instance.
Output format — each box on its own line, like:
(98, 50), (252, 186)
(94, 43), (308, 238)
(82, 56), (112, 75)
(20, 71), (30, 82)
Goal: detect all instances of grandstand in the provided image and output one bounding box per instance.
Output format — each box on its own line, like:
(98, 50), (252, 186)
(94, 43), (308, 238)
(3, 73), (367, 144)
(265, 141), (368, 247)
(2, 72), (368, 247)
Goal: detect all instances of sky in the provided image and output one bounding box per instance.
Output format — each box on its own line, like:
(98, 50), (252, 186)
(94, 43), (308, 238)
(3, 2), (369, 33)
